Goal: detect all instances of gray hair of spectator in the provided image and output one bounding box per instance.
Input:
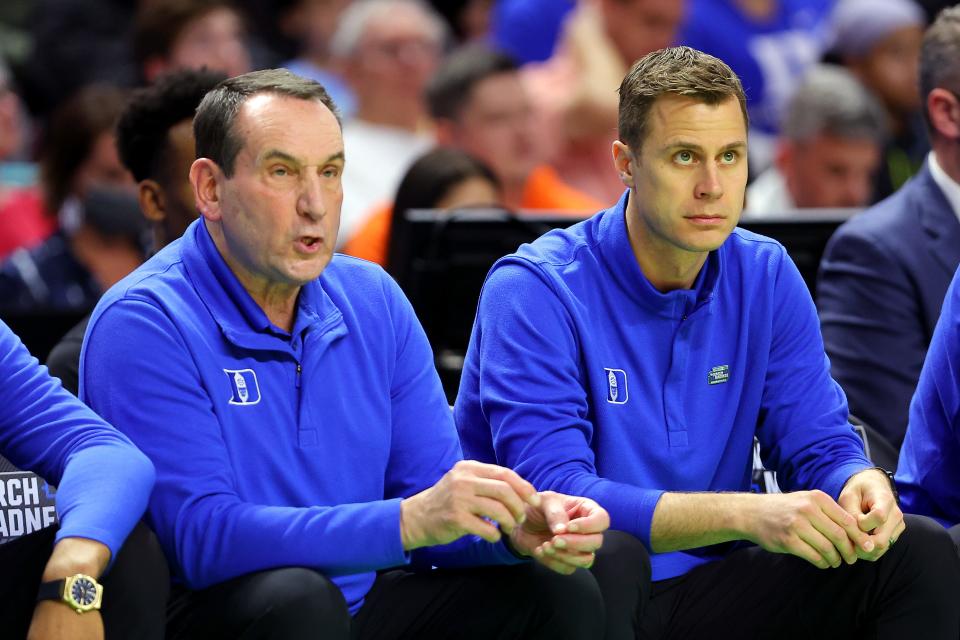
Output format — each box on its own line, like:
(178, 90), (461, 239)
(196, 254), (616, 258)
(782, 65), (889, 144)
(193, 69), (340, 178)
(426, 46), (518, 120)
(618, 46), (748, 151)
(920, 6), (960, 132)
(328, 0), (447, 59)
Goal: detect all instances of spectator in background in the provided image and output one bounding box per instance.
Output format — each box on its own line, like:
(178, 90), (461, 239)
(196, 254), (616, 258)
(46, 68), (227, 396)
(0, 58), (49, 261)
(331, 0), (444, 247)
(428, 47), (600, 213)
(524, 0), (686, 203)
(818, 6), (960, 457)
(680, 0), (836, 174)
(745, 65), (887, 217)
(134, 0), (252, 85)
(278, 0), (356, 118)
(826, 0), (927, 201)
(342, 147), (503, 269)
(343, 47), (601, 267)
(0, 86), (143, 315)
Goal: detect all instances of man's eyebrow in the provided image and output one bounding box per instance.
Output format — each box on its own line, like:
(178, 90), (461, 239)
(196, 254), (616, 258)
(258, 149), (346, 165)
(664, 140), (748, 153)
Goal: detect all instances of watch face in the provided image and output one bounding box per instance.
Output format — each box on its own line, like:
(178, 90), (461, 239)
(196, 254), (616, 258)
(71, 577), (98, 606)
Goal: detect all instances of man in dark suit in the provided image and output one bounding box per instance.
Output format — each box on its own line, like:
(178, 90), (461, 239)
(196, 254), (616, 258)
(818, 6), (960, 461)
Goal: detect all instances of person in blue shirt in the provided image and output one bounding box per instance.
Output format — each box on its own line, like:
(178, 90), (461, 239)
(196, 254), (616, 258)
(80, 69), (609, 640)
(455, 46), (960, 639)
(0, 320), (162, 639)
(897, 265), (960, 544)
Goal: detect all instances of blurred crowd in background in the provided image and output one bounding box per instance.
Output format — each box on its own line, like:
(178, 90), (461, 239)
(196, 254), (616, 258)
(0, 0), (949, 317)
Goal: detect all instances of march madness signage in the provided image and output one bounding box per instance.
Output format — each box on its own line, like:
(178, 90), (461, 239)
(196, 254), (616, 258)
(0, 456), (58, 544)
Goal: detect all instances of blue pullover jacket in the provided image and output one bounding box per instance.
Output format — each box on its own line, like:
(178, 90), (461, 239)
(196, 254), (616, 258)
(455, 191), (871, 581)
(896, 266), (960, 527)
(80, 219), (517, 614)
(0, 320), (153, 559)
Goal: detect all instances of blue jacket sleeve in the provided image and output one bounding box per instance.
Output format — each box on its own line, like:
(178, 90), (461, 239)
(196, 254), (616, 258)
(377, 274), (522, 569)
(896, 267), (960, 524)
(759, 251), (872, 497)
(818, 224), (924, 447)
(0, 320), (154, 561)
(81, 300), (409, 588)
(460, 261), (665, 549)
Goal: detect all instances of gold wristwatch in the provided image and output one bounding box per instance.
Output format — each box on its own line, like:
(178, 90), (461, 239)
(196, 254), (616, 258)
(36, 573), (103, 614)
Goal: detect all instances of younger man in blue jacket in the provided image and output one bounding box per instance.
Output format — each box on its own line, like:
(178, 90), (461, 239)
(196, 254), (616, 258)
(455, 46), (960, 638)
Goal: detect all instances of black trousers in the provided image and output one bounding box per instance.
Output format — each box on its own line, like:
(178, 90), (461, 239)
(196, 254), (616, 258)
(591, 515), (960, 640)
(167, 562), (605, 640)
(0, 522), (169, 639)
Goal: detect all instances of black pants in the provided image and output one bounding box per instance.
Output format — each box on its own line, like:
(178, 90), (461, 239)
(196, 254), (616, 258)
(0, 522), (169, 639)
(591, 515), (960, 639)
(167, 562), (605, 640)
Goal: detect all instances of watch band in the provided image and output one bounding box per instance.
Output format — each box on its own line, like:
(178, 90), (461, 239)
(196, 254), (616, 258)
(868, 466), (900, 506)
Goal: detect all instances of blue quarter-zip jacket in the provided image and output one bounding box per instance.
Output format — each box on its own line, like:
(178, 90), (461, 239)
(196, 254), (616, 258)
(455, 191), (871, 582)
(896, 266), (960, 527)
(80, 219), (517, 614)
(0, 320), (153, 559)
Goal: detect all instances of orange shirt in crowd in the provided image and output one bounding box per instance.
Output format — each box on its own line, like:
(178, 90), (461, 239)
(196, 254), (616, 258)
(341, 165), (602, 266)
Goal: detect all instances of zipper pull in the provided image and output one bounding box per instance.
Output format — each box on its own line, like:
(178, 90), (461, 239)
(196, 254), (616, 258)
(296, 363), (302, 388)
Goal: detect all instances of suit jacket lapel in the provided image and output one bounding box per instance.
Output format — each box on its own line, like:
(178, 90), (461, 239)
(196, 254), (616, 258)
(916, 163), (960, 277)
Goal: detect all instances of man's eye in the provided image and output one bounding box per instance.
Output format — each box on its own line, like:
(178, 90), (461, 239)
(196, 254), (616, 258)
(675, 151), (694, 164)
(721, 151), (738, 164)
(271, 166), (291, 177)
(322, 167), (341, 178)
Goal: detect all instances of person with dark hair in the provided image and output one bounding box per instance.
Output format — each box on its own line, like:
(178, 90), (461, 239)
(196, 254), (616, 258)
(426, 46), (599, 214)
(46, 67), (227, 396)
(134, 0), (251, 84)
(0, 318), (161, 639)
(81, 68), (609, 639)
(342, 146), (503, 267)
(455, 46), (960, 638)
(0, 85), (143, 316)
(115, 67), (229, 249)
(819, 5), (960, 454)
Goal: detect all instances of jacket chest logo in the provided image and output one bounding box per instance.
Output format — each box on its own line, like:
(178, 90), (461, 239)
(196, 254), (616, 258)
(224, 368), (261, 405)
(604, 368), (628, 404)
(708, 364), (730, 385)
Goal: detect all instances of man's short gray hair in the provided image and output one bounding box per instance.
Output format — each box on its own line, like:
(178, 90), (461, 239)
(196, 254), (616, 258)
(920, 6), (960, 133)
(328, 0), (447, 59)
(782, 65), (889, 143)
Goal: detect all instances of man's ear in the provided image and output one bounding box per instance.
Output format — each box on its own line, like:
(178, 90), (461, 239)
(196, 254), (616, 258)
(927, 88), (960, 141)
(612, 140), (635, 187)
(189, 158), (223, 222)
(138, 180), (166, 223)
